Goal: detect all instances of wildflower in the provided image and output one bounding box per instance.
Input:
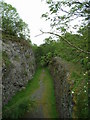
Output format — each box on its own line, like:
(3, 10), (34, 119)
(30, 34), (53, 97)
(72, 91), (74, 94)
(83, 73), (86, 76)
(84, 90), (86, 93)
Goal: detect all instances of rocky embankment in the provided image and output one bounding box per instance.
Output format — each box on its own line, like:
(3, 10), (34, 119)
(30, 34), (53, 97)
(2, 34), (36, 105)
(49, 57), (73, 118)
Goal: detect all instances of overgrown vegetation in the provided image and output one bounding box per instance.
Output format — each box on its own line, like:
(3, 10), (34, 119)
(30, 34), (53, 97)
(2, 68), (42, 119)
(41, 68), (58, 118)
(3, 99), (34, 119)
(2, 0), (89, 118)
(32, 30), (88, 118)
(1, 1), (30, 41)
(2, 33), (31, 48)
(2, 51), (11, 67)
(3, 68), (58, 119)
(67, 62), (88, 118)
(32, 0), (89, 118)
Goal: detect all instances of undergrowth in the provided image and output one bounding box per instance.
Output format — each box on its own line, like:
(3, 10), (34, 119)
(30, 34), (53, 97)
(2, 99), (35, 119)
(68, 62), (88, 118)
(42, 68), (58, 118)
(2, 68), (42, 119)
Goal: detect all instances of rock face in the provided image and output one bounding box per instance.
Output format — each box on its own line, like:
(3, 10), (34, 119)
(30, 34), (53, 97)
(2, 35), (36, 105)
(49, 57), (73, 118)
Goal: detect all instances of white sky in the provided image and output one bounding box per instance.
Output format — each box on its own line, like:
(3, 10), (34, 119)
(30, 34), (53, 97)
(4, 0), (51, 46)
(3, 0), (84, 45)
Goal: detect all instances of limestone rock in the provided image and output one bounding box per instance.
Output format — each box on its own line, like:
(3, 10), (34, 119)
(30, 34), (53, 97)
(2, 35), (36, 105)
(49, 57), (73, 118)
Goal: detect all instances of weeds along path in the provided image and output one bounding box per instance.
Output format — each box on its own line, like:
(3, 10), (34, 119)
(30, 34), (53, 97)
(24, 68), (58, 118)
(3, 68), (58, 119)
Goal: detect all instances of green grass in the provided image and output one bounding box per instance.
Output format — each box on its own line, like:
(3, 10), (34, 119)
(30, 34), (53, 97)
(2, 68), (42, 119)
(41, 68), (58, 118)
(3, 99), (34, 119)
(3, 60), (88, 118)
(3, 67), (58, 119)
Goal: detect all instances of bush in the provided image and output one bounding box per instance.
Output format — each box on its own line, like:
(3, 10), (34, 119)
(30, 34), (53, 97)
(2, 99), (35, 119)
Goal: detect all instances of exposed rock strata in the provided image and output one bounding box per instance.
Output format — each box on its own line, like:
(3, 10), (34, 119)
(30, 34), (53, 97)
(49, 57), (73, 118)
(2, 35), (36, 105)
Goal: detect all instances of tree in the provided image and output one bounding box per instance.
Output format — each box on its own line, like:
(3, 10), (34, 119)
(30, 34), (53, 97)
(42, 0), (89, 32)
(41, 1), (89, 118)
(1, 1), (30, 40)
(41, 0), (89, 54)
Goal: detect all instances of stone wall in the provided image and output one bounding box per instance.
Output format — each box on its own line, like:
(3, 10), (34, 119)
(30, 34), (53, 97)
(2, 35), (36, 105)
(49, 57), (73, 118)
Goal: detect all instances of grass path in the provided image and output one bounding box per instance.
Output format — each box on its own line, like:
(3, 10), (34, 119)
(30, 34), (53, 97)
(3, 68), (58, 119)
(24, 68), (58, 118)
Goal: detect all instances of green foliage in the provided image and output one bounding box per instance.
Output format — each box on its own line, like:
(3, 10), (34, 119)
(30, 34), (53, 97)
(25, 54), (30, 59)
(33, 27), (88, 68)
(3, 99), (34, 119)
(1, 1), (30, 40)
(2, 0), (89, 118)
(2, 67), (58, 118)
(2, 68), (42, 119)
(42, 0), (89, 33)
(70, 71), (88, 118)
(32, 37), (56, 67)
(2, 51), (11, 67)
(33, 25), (88, 118)
(42, 68), (58, 118)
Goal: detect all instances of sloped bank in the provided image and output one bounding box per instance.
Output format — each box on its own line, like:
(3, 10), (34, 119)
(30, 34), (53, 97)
(2, 34), (36, 106)
(49, 57), (73, 118)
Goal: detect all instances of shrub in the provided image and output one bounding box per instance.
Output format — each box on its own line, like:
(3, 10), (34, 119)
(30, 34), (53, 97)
(2, 99), (35, 119)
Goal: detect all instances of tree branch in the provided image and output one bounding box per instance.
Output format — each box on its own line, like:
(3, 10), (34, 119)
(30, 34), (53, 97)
(40, 30), (90, 54)
(72, 1), (82, 5)
(60, 8), (85, 17)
